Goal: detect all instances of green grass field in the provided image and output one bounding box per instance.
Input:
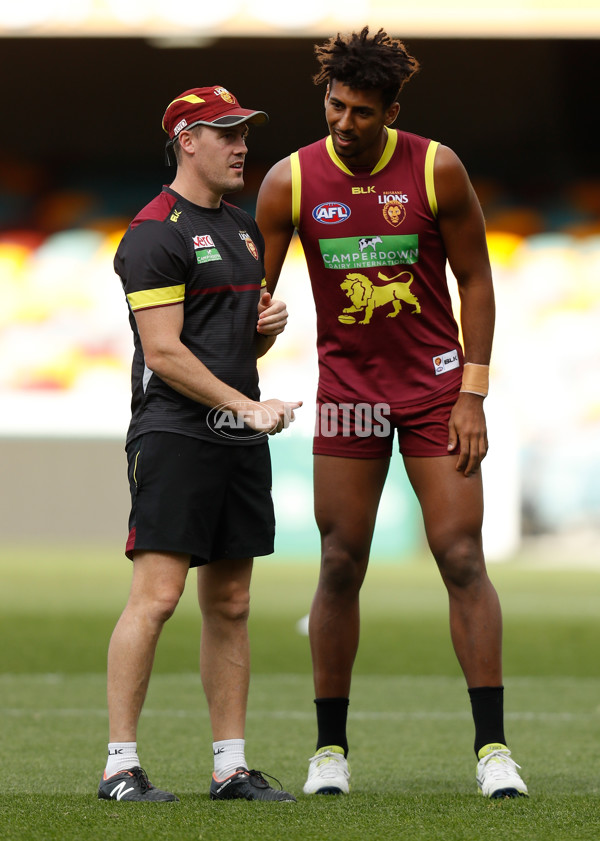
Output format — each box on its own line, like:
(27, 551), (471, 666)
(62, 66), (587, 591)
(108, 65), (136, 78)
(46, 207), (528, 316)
(1, 541), (600, 840)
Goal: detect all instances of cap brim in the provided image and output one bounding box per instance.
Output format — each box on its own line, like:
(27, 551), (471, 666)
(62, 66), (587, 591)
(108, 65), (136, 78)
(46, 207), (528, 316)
(192, 110), (269, 128)
(164, 110), (268, 164)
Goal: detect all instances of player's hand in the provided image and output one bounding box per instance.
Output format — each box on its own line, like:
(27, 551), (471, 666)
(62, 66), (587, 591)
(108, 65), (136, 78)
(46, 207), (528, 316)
(250, 398), (303, 435)
(447, 392), (488, 476)
(257, 292), (288, 336)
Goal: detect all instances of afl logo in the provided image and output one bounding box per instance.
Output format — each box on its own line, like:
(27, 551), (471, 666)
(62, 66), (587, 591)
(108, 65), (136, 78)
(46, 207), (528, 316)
(312, 201), (351, 224)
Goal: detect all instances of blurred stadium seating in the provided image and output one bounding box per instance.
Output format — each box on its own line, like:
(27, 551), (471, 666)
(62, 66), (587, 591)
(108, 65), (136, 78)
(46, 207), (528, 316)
(1, 154), (599, 551)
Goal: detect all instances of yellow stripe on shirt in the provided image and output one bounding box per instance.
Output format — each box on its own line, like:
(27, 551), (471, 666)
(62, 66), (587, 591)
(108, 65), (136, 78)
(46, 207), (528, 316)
(290, 152), (302, 229)
(425, 140), (439, 218)
(324, 128), (397, 176)
(370, 128), (398, 175)
(127, 284), (186, 311)
(325, 135), (354, 175)
(325, 128), (398, 175)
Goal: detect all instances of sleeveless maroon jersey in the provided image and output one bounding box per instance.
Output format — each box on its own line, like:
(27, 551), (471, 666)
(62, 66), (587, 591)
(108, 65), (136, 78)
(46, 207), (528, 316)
(292, 129), (463, 407)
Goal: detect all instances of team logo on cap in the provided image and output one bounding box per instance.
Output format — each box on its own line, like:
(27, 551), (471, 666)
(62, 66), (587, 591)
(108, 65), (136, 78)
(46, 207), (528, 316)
(312, 201), (351, 224)
(214, 87), (235, 104)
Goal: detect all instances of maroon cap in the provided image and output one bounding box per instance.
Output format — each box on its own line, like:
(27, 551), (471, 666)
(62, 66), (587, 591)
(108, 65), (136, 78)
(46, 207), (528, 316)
(162, 86), (268, 139)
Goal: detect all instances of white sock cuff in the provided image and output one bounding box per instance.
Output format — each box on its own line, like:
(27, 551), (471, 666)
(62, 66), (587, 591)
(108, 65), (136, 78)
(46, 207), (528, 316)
(212, 738), (246, 780)
(105, 742), (139, 777)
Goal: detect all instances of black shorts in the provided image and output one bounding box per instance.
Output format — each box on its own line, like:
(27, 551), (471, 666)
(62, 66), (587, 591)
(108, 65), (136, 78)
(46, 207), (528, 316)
(125, 432), (275, 567)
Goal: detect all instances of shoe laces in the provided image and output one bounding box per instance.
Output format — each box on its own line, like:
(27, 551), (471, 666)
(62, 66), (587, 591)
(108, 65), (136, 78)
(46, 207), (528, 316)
(130, 766), (152, 793)
(309, 750), (347, 778)
(481, 750), (521, 779)
(246, 769), (284, 790)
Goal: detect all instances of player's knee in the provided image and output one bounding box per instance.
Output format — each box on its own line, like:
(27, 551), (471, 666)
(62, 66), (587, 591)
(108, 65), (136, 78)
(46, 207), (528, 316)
(320, 546), (367, 594)
(143, 588), (182, 625)
(434, 536), (484, 590)
(220, 593), (251, 624)
(203, 585), (251, 624)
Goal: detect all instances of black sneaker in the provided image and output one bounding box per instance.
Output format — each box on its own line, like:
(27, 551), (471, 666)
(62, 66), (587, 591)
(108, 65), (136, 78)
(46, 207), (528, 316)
(210, 767), (296, 801)
(98, 766), (179, 801)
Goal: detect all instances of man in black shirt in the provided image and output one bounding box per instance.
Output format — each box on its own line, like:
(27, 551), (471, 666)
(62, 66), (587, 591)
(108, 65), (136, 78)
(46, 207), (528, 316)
(98, 86), (301, 803)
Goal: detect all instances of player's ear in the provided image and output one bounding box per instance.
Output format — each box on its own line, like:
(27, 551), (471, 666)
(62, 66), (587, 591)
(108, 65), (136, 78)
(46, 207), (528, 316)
(324, 84), (330, 108)
(177, 129), (195, 156)
(384, 101), (400, 126)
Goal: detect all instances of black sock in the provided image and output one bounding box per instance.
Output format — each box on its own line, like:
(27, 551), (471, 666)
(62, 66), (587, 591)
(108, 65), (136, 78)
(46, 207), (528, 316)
(314, 697), (349, 757)
(468, 685), (506, 756)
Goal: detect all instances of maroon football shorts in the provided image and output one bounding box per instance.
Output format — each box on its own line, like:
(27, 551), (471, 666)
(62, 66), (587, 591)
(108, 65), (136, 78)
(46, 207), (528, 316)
(313, 385), (460, 459)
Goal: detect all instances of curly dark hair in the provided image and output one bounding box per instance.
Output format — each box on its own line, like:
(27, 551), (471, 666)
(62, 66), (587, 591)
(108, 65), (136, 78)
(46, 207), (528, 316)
(313, 26), (420, 108)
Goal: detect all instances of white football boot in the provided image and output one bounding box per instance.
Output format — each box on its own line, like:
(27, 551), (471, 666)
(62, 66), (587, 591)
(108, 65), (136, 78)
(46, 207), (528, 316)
(303, 746), (350, 795)
(476, 743), (529, 798)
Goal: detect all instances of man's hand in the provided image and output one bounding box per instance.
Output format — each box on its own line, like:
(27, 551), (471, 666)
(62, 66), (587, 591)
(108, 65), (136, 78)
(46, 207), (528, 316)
(257, 292), (288, 336)
(447, 392), (489, 476)
(244, 398), (303, 435)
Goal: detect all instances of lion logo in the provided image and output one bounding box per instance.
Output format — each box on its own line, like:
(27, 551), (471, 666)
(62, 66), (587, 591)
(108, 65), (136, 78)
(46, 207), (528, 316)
(215, 87), (235, 104)
(339, 271), (421, 325)
(382, 200), (406, 227)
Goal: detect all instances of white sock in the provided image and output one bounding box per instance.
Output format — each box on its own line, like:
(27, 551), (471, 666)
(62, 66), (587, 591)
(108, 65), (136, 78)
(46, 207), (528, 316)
(212, 739), (247, 780)
(104, 742), (140, 778)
